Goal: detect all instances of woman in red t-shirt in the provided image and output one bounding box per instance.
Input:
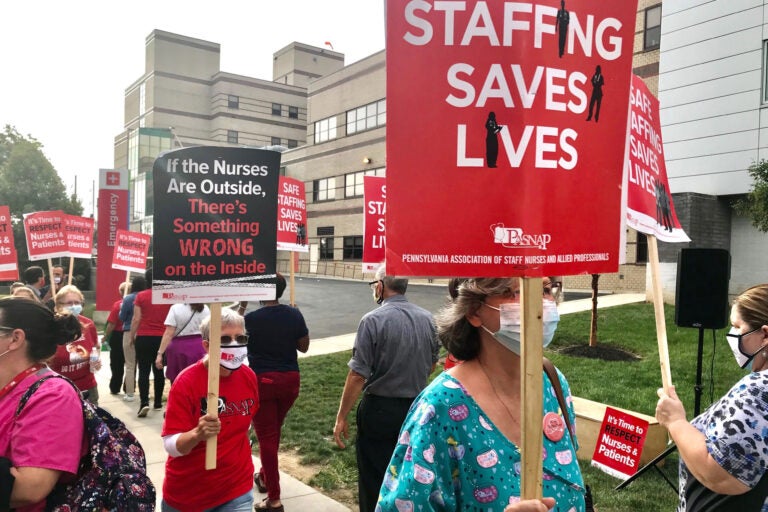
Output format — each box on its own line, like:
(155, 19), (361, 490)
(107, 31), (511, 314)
(129, 269), (171, 418)
(49, 285), (101, 405)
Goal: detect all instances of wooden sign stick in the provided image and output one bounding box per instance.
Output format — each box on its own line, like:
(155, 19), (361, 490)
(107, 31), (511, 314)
(290, 252), (296, 307)
(123, 272), (131, 297)
(67, 256), (74, 286)
(520, 276), (544, 500)
(205, 303), (222, 470)
(647, 235), (673, 392)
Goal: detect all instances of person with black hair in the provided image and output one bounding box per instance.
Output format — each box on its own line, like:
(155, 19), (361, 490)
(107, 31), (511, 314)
(0, 297), (83, 511)
(21, 266), (45, 300)
(244, 273), (309, 512)
(129, 268), (171, 417)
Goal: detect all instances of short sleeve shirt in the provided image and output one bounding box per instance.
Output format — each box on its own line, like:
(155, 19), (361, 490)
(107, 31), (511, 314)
(106, 299), (123, 332)
(245, 304), (308, 373)
(0, 369), (84, 512)
(348, 295), (439, 398)
(134, 289), (172, 337)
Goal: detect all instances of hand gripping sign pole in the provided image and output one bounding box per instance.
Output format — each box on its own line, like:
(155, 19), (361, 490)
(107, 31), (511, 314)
(205, 304), (222, 469)
(520, 277), (544, 500)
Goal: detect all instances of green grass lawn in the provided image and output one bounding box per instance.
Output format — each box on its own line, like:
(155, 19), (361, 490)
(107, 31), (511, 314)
(281, 302), (743, 511)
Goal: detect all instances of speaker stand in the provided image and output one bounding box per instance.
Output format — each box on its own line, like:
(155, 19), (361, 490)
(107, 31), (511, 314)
(615, 326), (706, 492)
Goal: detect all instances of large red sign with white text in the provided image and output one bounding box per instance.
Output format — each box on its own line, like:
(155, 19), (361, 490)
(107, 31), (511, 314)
(276, 177), (309, 253)
(23, 210), (68, 261)
(386, 1), (638, 277)
(363, 176), (386, 273)
(112, 229), (151, 274)
(625, 75), (689, 243)
(64, 214), (95, 258)
(0, 206), (18, 281)
(96, 168), (129, 311)
(591, 406), (649, 480)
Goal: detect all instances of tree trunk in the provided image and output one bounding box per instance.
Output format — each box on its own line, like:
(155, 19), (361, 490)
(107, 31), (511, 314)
(589, 274), (600, 347)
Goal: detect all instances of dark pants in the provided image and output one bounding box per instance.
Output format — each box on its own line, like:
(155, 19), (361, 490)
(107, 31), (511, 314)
(355, 394), (414, 512)
(253, 371), (300, 502)
(135, 335), (164, 408)
(108, 330), (125, 394)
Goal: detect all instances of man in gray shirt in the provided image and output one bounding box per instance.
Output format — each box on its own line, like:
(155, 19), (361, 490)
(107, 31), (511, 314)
(333, 267), (439, 512)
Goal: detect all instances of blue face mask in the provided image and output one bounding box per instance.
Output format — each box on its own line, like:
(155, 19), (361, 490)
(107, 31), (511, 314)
(481, 301), (560, 355)
(66, 304), (83, 316)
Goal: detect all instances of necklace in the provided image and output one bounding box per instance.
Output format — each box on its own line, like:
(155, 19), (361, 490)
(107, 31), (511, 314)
(477, 359), (520, 427)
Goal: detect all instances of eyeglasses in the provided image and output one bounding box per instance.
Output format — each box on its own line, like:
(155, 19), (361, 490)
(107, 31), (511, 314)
(0, 326), (13, 332)
(60, 301), (82, 306)
(220, 334), (248, 345)
(368, 280), (381, 290)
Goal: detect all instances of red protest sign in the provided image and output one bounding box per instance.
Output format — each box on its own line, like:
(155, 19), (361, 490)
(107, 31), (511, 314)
(0, 206), (19, 281)
(112, 229), (151, 274)
(363, 176), (386, 273)
(591, 406), (649, 480)
(626, 75), (689, 242)
(276, 177), (308, 253)
(64, 214), (95, 258)
(23, 210), (68, 261)
(385, 1), (638, 277)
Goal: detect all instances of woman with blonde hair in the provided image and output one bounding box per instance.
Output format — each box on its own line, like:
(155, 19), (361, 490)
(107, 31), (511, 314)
(49, 285), (100, 405)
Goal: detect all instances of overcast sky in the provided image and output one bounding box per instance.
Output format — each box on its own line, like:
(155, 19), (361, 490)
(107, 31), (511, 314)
(0, 1), (386, 215)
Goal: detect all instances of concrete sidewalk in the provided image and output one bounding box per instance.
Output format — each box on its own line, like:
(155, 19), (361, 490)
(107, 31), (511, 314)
(94, 358), (351, 511)
(95, 292), (646, 511)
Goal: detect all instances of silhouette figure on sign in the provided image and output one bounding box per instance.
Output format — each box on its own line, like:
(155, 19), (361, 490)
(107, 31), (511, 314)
(586, 65), (604, 122)
(296, 222), (306, 246)
(485, 112), (504, 168)
(556, 0), (570, 58)
(655, 181), (673, 232)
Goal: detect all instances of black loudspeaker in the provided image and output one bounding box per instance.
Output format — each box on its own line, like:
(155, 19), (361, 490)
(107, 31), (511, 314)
(675, 248), (731, 329)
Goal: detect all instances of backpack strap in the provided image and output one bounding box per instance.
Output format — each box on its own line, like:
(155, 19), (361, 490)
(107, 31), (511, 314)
(15, 374), (80, 417)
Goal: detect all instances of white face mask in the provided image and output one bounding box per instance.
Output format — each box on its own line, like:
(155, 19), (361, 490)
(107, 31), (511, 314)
(482, 301), (560, 355)
(220, 345), (248, 370)
(53, 277), (62, 284)
(726, 326), (763, 369)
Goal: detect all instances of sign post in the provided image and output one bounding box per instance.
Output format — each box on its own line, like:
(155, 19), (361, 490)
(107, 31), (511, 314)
(96, 168), (130, 311)
(385, 0), (639, 500)
(152, 147), (280, 469)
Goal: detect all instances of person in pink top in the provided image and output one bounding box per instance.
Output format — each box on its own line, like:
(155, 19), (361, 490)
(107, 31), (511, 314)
(49, 285), (101, 406)
(0, 297), (84, 512)
(129, 268), (172, 418)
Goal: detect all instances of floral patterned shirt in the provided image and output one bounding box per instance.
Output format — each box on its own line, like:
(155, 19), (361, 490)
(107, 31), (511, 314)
(377, 370), (586, 511)
(681, 371), (768, 511)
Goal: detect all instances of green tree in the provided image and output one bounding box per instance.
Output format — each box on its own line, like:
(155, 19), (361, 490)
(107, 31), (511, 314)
(734, 159), (768, 232)
(0, 125), (84, 284)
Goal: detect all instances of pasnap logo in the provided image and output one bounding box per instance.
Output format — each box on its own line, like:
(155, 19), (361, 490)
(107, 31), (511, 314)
(490, 223), (551, 250)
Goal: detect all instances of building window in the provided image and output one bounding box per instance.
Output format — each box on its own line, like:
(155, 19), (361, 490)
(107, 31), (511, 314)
(347, 99), (386, 135)
(317, 227), (335, 260)
(271, 136), (281, 146)
(763, 41), (768, 104)
(343, 236), (364, 260)
(272, 103), (282, 116)
(228, 95), (239, 109)
(345, 167), (386, 198)
(314, 116), (337, 143)
(644, 5), (661, 51)
(319, 237), (334, 260)
(636, 233), (648, 263)
(287, 139), (298, 149)
(313, 177), (336, 202)
(288, 106), (298, 119)
(227, 130), (238, 144)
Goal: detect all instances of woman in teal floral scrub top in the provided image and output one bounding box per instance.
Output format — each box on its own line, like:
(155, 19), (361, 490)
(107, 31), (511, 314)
(377, 278), (585, 512)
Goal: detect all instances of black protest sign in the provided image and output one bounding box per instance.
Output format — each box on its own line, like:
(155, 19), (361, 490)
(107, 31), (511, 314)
(152, 147), (280, 303)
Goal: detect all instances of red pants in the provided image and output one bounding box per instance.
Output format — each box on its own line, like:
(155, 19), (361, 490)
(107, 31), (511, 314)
(253, 371), (300, 501)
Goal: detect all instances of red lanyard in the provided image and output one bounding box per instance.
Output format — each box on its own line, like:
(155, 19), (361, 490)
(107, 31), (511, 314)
(0, 365), (44, 401)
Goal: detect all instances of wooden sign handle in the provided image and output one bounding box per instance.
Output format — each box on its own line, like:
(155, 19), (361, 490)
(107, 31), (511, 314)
(205, 303), (222, 469)
(520, 277), (544, 500)
(648, 235), (673, 392)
